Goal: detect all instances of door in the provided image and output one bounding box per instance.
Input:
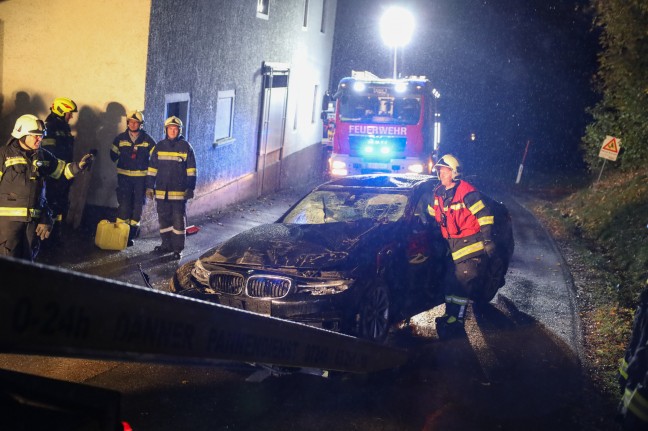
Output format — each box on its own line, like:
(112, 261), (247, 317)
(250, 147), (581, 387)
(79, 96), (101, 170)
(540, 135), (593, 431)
(258, 62), (289, 196)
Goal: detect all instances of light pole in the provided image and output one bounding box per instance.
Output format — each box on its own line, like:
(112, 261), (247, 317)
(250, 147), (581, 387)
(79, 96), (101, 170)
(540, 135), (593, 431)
(380, 6), (415, 79)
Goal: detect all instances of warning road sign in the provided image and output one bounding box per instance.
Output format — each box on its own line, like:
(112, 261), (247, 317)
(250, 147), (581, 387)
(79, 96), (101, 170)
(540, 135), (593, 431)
(599, 136), (621, 161)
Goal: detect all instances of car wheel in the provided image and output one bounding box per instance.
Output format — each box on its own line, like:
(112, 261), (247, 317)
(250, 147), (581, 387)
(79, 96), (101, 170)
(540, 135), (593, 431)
(356, 279), (391, 343)
(169, 261), (194, 293)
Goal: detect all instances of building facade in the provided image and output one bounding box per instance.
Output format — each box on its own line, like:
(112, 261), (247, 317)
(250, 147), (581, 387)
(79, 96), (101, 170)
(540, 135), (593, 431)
(0, 0), (336, 231)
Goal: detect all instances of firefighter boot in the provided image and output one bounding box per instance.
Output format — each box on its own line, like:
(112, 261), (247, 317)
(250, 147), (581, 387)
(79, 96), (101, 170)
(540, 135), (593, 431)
(127, 226), (140, 247)
(435, 315), (466, 340)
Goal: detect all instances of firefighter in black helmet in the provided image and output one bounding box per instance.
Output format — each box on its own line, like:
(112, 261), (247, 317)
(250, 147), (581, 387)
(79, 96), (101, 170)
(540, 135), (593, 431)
(41, 97), (79, 241)
(146, 116), (196, 260)
(110, 110), (156, 246)
(0, 114), (93, 260)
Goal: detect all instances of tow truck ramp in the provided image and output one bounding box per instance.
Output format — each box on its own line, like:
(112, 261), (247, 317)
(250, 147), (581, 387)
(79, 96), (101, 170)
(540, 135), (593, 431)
(0, 256), (408, 373)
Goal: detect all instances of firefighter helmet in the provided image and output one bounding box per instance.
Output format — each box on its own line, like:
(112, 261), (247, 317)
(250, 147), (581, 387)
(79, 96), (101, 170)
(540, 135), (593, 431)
(11, 114), (45, 139)
(164, 116), (182, 129)
(51, 97), (78, 116)
(127, 110), (144, 124)
(434, 154), (462, 180)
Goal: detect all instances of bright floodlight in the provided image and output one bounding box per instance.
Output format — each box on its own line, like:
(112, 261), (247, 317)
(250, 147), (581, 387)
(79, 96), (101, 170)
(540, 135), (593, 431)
(380, 6), (415, 47)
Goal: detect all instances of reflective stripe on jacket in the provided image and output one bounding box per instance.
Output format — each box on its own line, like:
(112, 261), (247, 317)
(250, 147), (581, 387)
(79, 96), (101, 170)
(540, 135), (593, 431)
(0, 140), (74, 223)
(146, 135), (196, 200)
(427, 180), (492, 262)
(110, 130), (156, 176)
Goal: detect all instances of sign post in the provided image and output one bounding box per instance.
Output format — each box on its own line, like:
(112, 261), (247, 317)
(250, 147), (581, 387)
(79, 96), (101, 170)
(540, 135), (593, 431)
(515, 140), (531, 185)
(596, 136), (621, 184)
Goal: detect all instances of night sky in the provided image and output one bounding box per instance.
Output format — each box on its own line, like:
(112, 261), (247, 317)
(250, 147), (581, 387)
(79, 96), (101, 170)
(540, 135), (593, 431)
(331, 0), (599, 181)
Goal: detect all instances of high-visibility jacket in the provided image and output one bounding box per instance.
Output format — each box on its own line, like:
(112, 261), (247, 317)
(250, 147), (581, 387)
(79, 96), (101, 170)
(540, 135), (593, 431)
(42, 113), (74, 162)
(427, 180), (493, 262)
(0, 139), (79, 223)
(146, 135), (196, 201)
(110, 130), (156, 177)
(618, 284), (648, 428)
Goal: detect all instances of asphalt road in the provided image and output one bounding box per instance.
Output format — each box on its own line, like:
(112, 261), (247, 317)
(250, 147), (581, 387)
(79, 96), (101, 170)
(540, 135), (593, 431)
(0, 184), (604, 430)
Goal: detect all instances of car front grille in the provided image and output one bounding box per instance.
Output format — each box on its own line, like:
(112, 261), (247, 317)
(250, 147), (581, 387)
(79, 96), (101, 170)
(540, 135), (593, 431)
(246, 275), (292, 298)
(207, 271), (292, 298)
(209, 272), (244, 295)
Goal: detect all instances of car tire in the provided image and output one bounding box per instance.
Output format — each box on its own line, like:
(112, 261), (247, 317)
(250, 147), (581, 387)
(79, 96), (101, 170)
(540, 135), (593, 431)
(169, 261), (194, 293)
(355, 279), (391, 343)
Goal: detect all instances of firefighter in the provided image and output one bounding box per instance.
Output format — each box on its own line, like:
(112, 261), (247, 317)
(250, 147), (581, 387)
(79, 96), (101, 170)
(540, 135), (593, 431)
(145, 116), (196, 260)
(41, 97), (78, 240)
(110, 110), (156, 246)
(617, 279), (648, 429)
(427, 154), (496, 339)
(0, 114), (93, 260)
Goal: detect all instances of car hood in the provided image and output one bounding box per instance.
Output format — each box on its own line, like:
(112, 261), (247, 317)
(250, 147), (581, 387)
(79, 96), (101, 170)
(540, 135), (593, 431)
(202, 219), (392, 269)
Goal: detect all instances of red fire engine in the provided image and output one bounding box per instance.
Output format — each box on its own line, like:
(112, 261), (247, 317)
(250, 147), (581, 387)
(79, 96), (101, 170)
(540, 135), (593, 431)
(329, 72), (440, 176)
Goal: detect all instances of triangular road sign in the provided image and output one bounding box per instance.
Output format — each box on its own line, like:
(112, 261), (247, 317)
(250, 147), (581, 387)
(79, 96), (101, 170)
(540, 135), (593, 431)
(602, 137), (619, 153)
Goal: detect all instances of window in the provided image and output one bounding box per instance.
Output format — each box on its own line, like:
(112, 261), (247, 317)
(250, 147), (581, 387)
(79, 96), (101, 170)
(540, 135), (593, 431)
(311, 84), (319, 124)
(320, 0), (328, 33)
(214, 90), (235, 145)
(257, 0), (269, 20)
(165, 92), (190, 139)
(303, 0), (309, 29)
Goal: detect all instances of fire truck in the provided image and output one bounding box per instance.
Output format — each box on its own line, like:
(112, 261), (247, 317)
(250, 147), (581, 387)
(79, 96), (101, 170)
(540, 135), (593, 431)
(329, 71), (440, 176)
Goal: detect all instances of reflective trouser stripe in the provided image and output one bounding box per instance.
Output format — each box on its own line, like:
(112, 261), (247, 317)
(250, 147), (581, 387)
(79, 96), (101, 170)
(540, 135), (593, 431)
(624, 388), (648, 422)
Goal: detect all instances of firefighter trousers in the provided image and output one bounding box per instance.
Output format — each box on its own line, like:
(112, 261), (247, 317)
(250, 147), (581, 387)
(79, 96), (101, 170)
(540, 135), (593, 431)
(116, 176), (147, 225)
(155, 199), (186, 253)
(0, 220), (39, 261)
(444, 256), (486, 320)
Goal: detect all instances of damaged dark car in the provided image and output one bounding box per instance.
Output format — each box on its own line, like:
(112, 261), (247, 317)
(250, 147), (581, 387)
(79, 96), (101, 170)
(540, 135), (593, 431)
(171, 174), (514, 343)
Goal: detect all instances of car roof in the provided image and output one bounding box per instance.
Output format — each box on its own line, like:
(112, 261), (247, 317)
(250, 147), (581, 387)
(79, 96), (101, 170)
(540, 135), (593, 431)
(315, 174), (437, 192)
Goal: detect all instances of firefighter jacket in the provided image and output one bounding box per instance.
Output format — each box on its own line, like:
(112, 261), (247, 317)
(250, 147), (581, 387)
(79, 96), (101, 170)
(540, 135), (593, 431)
(0, 139), (80, 223)
(146, 135), (196, 200)
(110, 130), (156, 177)
(618, 284), (648, 428)
(427, 180), (494, 263)
(42, 113), (74, 162)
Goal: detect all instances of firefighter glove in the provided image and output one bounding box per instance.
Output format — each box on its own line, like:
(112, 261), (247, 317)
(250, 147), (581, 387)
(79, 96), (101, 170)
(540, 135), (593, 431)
(79, 153), (95, 170)
(35, 223), (52, 240)
(146, 188), (155, 200)
(184, 189), (194, 200)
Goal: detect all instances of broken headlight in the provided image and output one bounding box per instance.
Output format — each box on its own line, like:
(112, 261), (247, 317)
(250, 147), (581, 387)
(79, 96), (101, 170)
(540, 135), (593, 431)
(297, 279), (352, 296)
(191, 259), (210, 286)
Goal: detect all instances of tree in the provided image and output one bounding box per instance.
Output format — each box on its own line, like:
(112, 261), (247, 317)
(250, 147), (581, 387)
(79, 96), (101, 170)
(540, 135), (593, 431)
(583, 0), (648, 170)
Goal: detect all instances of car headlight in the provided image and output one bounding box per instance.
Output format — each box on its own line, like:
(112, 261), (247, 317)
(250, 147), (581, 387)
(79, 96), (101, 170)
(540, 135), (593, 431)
(191, 259), (210, 285)
(297, 279), (353, 295)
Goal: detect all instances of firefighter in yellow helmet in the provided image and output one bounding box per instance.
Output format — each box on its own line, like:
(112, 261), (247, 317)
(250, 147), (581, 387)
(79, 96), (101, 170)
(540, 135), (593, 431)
(41, 97), (80, 241)
(146, 116), (196, 259)
(0, 115), (93, 260)
(427, 154), (496, 339)
(110, 110), (156, 246)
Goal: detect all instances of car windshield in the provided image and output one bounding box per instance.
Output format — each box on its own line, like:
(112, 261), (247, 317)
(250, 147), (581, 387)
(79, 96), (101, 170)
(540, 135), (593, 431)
(281, 190), (409, 224)
(338, 93), (421, 125)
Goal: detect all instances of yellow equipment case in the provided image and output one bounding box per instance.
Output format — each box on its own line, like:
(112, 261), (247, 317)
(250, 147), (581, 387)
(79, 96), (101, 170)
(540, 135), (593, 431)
(94, 220), (129, 250)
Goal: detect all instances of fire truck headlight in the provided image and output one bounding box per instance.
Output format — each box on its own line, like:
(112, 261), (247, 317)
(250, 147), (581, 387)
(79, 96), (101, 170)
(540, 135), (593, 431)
(380, 146), (391, 155)
(408, 163), (424, 174)
(353, 82), (366, 92)
(394, 82), (408, 93)
(363, 146), (374, 154)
